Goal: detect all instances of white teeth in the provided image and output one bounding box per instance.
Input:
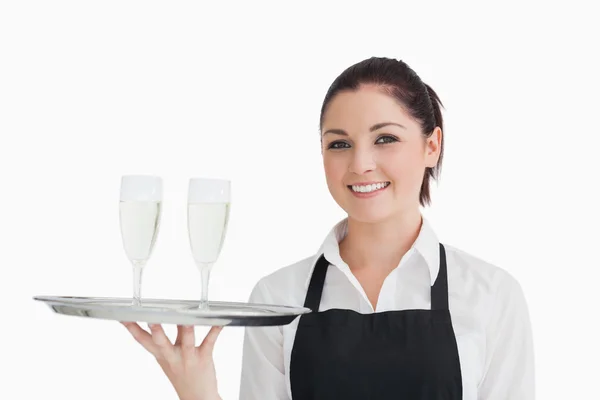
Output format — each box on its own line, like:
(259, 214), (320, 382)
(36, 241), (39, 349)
(351, 182), (389, 193)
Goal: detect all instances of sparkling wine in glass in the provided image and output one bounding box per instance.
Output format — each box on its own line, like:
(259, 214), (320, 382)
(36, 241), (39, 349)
(187, 178), (231, 310)
(119, 175), (162, 307)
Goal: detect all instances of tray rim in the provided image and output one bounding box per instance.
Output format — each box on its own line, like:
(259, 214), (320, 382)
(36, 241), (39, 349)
(33, 295), (312, 317)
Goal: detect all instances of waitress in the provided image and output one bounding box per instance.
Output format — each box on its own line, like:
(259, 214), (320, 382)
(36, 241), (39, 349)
(122, 56), (535, 400)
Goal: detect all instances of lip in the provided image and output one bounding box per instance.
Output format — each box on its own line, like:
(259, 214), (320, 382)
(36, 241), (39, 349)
(347, 181), (391, 199)
(347, 181), (388, 186)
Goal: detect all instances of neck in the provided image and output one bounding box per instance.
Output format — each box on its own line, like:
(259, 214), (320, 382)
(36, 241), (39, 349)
(339, 209), (423, 272)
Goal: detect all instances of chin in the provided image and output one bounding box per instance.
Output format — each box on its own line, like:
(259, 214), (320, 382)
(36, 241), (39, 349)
(344, 206), (394, 224)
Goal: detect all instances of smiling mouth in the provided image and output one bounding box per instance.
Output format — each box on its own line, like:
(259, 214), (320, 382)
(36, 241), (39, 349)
(347, 182), (391, 193)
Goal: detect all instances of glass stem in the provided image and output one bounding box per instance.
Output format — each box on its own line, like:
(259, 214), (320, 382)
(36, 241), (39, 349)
(132, 261), (145, 307)
(199, 264), (212, 310)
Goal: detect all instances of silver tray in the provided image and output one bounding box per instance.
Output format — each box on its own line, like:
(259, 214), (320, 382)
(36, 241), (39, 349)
(34, 296), (312, 327)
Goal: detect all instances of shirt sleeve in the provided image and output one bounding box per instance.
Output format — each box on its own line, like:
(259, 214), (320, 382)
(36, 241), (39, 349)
(239, 279), (290, 400)
(478, 272), (535, 399)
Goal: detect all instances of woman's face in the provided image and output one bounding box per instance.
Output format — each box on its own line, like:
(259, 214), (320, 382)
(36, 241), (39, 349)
(321, 85), (441, 223)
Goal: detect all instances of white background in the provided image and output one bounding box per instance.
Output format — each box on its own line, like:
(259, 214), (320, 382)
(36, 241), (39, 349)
(1, 1), (598, 399)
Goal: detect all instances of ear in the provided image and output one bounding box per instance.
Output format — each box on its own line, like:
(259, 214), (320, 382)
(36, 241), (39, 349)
(424, 127), (442, 168)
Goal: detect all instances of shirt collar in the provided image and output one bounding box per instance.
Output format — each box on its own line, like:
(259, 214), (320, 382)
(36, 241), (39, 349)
(306, 215), (440, 288)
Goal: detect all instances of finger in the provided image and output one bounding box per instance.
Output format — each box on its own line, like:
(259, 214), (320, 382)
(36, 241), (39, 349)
(198, 326), (223, 352)
(121, 322), (159, 356)
(175, 325), (196, 350)
(148, 324), (172, 350)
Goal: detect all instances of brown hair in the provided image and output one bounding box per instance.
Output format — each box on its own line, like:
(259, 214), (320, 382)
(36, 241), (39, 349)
(319, 57), (444, 207)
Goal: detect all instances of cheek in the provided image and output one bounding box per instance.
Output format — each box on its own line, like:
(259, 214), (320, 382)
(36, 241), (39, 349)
(322, 155), (350, 201)
(323, 155), (346, 183)
(381, 150), (425, 187)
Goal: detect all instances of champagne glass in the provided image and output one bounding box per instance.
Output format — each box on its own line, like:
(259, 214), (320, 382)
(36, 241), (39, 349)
(119, 175), (162, 307)
(187, 178), (231, 310)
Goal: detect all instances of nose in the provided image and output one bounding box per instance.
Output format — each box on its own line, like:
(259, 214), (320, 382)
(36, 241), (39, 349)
(348, 147), (376, 175)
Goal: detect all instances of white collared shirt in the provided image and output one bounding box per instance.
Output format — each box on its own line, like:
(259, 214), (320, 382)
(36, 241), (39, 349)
(239, 217), (535, 399)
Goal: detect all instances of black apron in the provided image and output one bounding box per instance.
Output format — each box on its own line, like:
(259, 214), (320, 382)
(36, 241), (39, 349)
(289, 243), (462, 399)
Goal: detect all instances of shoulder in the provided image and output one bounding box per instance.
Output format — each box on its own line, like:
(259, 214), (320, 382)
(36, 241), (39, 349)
(247, 254), (316, 307)
(444, 243), (524, 290)
(442, 243), (530, 320)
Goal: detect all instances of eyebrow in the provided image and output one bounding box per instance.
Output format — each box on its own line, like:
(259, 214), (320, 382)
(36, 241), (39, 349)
(322, 122), (407, 136)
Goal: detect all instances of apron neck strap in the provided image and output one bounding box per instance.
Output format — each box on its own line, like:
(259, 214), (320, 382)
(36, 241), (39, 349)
(304, 254), (329, 312)
(431, 243), (449, 311)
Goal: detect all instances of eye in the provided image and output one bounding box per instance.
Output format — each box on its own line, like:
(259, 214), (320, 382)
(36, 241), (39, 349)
(375, 135), (399, 144)
(327, 141), (351, 150)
